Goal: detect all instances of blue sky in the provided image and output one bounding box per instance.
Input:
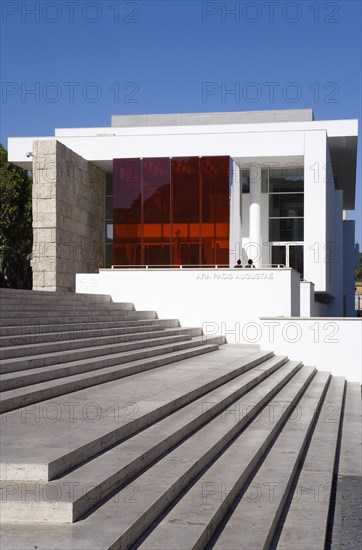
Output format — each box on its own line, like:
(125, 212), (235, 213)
(1, 0), (361, 242)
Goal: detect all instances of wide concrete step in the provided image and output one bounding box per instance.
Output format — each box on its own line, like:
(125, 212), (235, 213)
(0, 327), (202, 360)
(330, 382), (362, 550)
(0, 339), (224, 413)
(274, 376), (345, 550)
(0, 289), (112, 304)
(0, 310), (158, 326)
(0, 303), (135, 317)
(0, 318), (180, 338)
(0, 355), (294, 522)
(1, 363), (316, 549)
(0, 333), (195, 375)
(0, 305), (136, 318)
(0, 348), (273, 482)
(137, 368), (324, 550)
(90, 366), (316, 550)
(0, 288), (358, 550)
(0, 322), (194, 348)
(210, 372), (336, 550)
(0, 335), (204, 388)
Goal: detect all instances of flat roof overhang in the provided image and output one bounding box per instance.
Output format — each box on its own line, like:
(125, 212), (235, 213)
(7, 118), (358, 209)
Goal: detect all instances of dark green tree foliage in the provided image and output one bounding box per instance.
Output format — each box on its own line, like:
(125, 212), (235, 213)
(0, 144), (32, 288)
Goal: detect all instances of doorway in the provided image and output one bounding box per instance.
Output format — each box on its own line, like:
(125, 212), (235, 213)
(271, 243), (304, 277)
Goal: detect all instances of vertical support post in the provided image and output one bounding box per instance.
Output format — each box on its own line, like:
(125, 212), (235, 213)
(249, 164), (261, 267)
(229, 160), (242, 266)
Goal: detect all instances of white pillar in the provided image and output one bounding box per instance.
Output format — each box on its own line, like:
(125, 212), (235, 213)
(249, 165), (261, 267)
(229, 160), (242, 267)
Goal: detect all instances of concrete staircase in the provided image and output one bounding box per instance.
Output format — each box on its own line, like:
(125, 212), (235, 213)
(0, 289), (360, 550)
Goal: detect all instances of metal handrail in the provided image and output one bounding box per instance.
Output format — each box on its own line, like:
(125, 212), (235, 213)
(111, 264), (230, 269)
(109, 265), (288, 269)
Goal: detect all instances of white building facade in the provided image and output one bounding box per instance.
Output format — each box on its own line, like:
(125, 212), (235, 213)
(8, 109), (359, 319)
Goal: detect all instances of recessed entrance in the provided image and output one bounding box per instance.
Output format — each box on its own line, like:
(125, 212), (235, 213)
(271, 243), (304, 277)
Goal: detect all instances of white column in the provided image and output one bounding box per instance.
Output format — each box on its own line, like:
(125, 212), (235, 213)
(304, 131), (327, 291)
(229, 160), (242, 267)
(249, 165), (261, 267)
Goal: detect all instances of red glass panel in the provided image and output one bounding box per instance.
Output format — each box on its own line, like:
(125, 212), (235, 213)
(143, 158), (170, 223)
(172, 158), (200, 223)
(201, 157), (229, 265)
(171, 157), (200, 265)
(113, 156), (230, 267)
(113, 159), (142, 265)
(142, 158), (171, 265)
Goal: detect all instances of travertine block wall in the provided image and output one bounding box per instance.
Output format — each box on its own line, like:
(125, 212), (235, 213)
(32, 140), (105, 292)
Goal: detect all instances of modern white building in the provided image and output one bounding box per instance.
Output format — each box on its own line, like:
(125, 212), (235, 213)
(8, 109), (359, 321)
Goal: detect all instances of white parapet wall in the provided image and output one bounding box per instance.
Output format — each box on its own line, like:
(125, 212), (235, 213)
(258, 317), (361, 383)
(76, 269), (361, 382)
(76, 267), (300, 335)
(300, 281), (315, 316)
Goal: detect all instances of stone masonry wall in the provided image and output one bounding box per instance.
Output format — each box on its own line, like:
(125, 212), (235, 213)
(32, 140), (57, 291)
(32, 140), (105, 292)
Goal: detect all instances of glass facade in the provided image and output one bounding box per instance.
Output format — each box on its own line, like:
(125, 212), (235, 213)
(269, 218), (304, 241)
(241, 169), (268, 193)
(104, 173), (113, 268)
(268, 168), (304, 242)
(113, 156), (230, 267)
(268, 167), (304, 276)
(272, 244), (304, 277)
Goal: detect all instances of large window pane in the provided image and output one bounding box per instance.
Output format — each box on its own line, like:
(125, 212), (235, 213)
(272, 245), (286, 266)
(271, 244), (304, 276)
(142, 158), (171, 265)
(269, 194), (304, 217)
(113, 156), (230, 267)
(201, 156), (229, 265)
(143, 158), (170, 223)
(172, 157), (200, 223)
(105, 196), (113, 219)
(171, 157), (200, 265)
(269, 168), (304, 192)
(104, 173), (113, 265)
(261, 169), (268, 193)
(113, 159), (141, 222)
(113, 159), (142, 265)
(241, 170), (250, 193)
(105, 173), (113, 196)
(269, 218), (304, 241)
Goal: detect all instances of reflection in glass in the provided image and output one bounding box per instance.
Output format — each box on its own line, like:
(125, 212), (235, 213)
(143, 158), (171, 265)
(201, 156), (229, 265)
(113, 159), (142, 265)
(269, 168), (304, 193)
(105, 173), (113, 196)
(271, 245), (304, 277)
(269, 218), (304, 241)
(113, 156), (230, 267)
(105, 196), (113, 219)
(269, 194), (304, 217)
(261, 169), (268, 193)
(172, 157), (200, 223)
(241, 170), (250, 193)
(272, 245), (286, 266)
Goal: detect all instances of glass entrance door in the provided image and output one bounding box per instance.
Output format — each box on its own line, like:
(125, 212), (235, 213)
(271, 245), (286, 267)
(271, 243), (304, 277)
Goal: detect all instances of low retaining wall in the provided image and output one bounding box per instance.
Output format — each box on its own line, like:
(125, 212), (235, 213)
(76, 267), (300, 327)
(76, 269), (361, 382)
(258, 317), (361, 383)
